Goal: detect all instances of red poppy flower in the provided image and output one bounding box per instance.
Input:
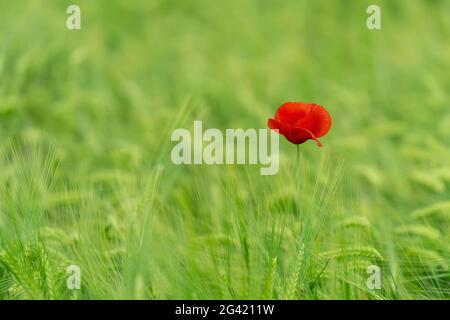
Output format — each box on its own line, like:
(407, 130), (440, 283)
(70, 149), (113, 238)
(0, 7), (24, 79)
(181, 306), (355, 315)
(268, 102), (332, 147)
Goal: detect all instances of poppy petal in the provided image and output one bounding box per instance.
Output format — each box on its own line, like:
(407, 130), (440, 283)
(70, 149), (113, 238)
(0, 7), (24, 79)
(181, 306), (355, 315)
(296, 104), (332, 138)
(275, 102), (310, 125)
(267, 118), (281, 131)
(284, 123), (323, 147)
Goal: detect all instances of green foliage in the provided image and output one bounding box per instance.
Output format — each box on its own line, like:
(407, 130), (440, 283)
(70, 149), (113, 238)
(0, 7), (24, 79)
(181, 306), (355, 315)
(0, 0), (449, 300)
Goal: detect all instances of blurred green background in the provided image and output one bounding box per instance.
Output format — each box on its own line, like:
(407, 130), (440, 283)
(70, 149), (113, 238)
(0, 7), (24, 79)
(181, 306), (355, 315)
(0, 0), (449, 299)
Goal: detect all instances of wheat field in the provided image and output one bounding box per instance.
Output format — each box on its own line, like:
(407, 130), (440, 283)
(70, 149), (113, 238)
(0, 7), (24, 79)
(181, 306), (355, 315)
(0, 0), (449, 300)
